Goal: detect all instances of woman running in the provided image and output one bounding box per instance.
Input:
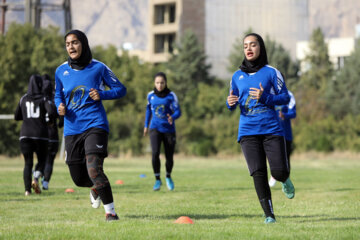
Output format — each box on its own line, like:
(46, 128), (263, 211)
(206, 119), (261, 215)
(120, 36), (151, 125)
(144, 72), (181, 191)
(55, 30), (126, 221)
(226, 33), (295, 224)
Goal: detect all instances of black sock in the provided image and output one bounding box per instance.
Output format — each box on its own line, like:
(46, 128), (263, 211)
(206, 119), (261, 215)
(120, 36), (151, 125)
(252, 170), (275, 218)
(166, 173), (171, 178)
(96, 184), (113, 205)
(155, 174), (160, 180)
(260, 198), (275, 219)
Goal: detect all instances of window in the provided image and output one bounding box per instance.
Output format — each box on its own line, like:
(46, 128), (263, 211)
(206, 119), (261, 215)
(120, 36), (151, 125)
(154, 33), (176, 53)
(154, 3), (176, 24)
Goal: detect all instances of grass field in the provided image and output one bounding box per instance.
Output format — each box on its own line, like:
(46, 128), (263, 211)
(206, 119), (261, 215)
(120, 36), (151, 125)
(0, 153), (359, 240)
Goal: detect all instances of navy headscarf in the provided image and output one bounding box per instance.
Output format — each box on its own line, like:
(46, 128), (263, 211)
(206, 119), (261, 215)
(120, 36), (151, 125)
(240, 33), (268, 73)
(27, 74), (44, 99)
(65, 30), (92, 70)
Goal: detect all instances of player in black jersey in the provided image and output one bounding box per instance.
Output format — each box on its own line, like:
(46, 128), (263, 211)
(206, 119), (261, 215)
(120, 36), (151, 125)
(15, 74), (56, 196)
(41, 74), (63, 190)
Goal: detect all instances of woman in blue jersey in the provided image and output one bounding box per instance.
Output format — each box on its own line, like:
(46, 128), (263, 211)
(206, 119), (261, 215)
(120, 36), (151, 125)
(143, 72), (181, 191)
(55, 30), (126, 221)
(226, 33), (295, 224)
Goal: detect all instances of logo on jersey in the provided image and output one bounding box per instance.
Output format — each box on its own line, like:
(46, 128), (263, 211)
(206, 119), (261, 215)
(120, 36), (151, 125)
(155, 105), (166, 118)
(69, 85), (87, 110)
(63, 70), (69, 76)
(239, 75), (244, 80)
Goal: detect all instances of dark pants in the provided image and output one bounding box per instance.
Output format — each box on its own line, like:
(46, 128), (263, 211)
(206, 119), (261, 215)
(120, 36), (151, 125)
(149, 129), (176, 176)
(43, 141), (59, 182)
(65, 128), (113, 205)
(20, 139), (48, 192)
(240, 135), (290, 218)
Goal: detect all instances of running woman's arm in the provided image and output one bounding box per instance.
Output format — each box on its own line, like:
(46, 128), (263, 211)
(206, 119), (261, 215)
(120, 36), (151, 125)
(144, 93), (152, 128)
(169, 92), (181, 120)
(14, 100), (23, 121)
(259, 70), (290, 106)
(282, 92), (296, 120)
(98, 65), (126, 100)
(54, 73), (66, 110)
(226, 77), (239, 110)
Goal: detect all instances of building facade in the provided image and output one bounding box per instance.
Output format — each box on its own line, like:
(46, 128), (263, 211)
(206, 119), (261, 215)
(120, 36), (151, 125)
(146, 0), (309, 79)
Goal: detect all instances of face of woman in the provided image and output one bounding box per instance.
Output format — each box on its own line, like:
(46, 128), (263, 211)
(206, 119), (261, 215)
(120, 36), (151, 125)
(65, 34), (82, 60)
(243, 35), (260, 61)
(154, 76), (166, 91)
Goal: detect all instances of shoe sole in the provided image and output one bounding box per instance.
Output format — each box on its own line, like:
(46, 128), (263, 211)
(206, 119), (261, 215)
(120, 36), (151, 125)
(31, 181), (41, 194)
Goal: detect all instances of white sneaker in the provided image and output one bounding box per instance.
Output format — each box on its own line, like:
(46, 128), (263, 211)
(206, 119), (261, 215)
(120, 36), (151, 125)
(90, 188), (101, 208)
(269, 176), (276, 187)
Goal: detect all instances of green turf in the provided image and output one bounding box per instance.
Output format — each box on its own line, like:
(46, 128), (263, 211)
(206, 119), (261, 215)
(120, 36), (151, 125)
(0, 154), (359, 240)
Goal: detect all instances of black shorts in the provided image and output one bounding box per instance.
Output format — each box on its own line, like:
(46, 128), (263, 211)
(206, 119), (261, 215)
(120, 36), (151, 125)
(65, 128), (108, 164)
(240, 135), (289, 176)
(20, 138), (48, 155)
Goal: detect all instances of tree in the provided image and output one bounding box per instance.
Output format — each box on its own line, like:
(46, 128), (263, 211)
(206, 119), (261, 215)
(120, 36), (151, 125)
(327, 39), (360, 116)
(296, 27), (333, 122)
(0, 23), (65, 156)
(166, 30), (213, 102)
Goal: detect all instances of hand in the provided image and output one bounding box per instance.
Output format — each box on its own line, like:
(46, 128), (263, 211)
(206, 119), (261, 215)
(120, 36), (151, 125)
(279, 111), (285, 120)
(143, 127), (148, 136)
(58, 103), (66, 116)
(227, 90), (239, 106)
(167, 114), (173, 125)
(249, 83), (264, 100)
(89, 88), (100, 101)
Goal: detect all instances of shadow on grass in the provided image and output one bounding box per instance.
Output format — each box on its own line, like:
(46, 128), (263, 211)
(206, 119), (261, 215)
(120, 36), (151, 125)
(295, 217), (360, 222)
(125, 213), (260, 220)
(126, 213), (333, 221)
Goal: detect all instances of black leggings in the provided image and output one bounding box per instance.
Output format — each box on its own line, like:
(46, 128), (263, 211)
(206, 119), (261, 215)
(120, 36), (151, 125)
(43, 141), (59, 182)
(20, 139), (48, 192)
(68, 154), (113, 205)
(149, 129), (176, 176)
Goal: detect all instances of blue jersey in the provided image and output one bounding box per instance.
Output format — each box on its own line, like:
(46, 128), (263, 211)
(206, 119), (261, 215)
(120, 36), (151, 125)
(275, 90), (296, 141)
(55, 59), (126, 136)
(227, 65), (290, 142)
(144, 91), (181, 133)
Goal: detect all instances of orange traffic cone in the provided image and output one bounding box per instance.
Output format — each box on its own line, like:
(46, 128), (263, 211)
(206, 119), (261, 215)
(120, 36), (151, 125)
(65, 188), (74, 193)
(174, 216), (194, 224)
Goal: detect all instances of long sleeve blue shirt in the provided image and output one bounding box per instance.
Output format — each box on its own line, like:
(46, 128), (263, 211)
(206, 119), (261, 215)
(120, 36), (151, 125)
(144, 91), (181, 133)
(55, 59), (126, 136)
(275, 90), (296, 141)
(226, 65), (290, 142)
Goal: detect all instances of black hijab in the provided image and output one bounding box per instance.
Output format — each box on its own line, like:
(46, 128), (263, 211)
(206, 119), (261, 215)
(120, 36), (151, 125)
(27, 74), (44, 99)
(65, 30), (92, 70)
(240, 33), (268, 73)
(153, 72), (171, 98)
(42, 74), (54, 98)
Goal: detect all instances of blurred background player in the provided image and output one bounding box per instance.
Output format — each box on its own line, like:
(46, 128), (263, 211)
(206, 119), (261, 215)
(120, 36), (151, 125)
(269, 90), (296, 187)
(226, 33), (295, 224)
(143, 72), (181, 191)
(15, 74), (55, 196)
(55, 30), (126, 221)
(41, 74), (63, 190)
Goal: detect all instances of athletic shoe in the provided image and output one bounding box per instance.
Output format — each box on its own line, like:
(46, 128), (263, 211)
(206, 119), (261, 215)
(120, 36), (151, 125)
(42, 180), (49, 190)
(282, 178), (295, 199)
(105, 213), (119, 222)
(264, 216), (276, 224)
(268, 176), (276, 187)
(31, 180), (41, 194)
(25, 191), (31, 196)
(153, 180), (162, 191)
(165, 177), (174, 191)
(90, 188), (101, 208)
